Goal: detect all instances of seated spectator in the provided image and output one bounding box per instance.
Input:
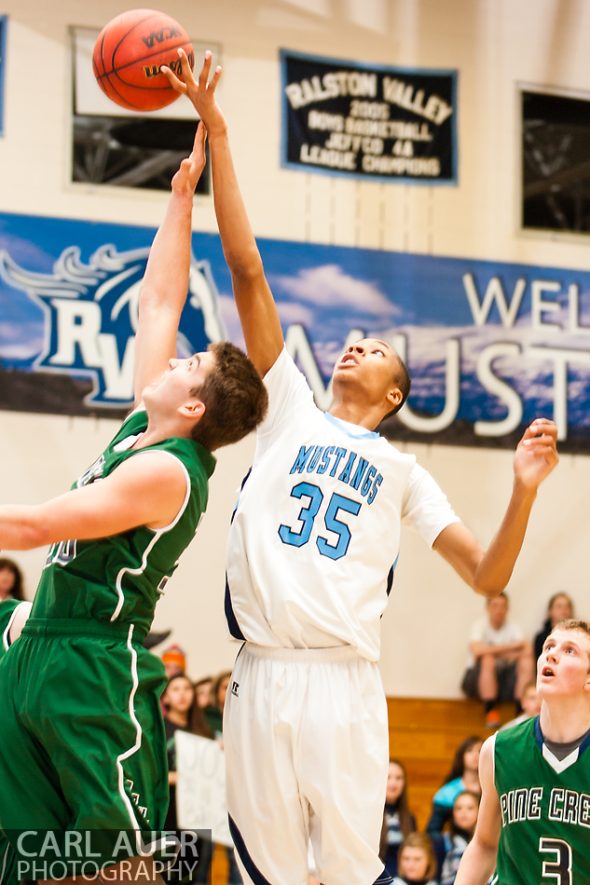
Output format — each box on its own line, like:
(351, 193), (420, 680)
(194, 675), (213, 709)
(0, 557), (25, 601)
(439, 791), (480, 885)
(533, 592), (574, 661)
(204, 669), (232, 738)
(426, 736), (482, 836)
(393, 833), (439, 885)
(161, 643), (187, 679)
(381, 759), (417, 878)
(461, 592), (534, 728)
(498, 679), (541, 732)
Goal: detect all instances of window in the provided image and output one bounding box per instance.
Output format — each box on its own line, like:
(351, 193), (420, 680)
(522, 88), (590, 234)
(71, 27), (218, 194)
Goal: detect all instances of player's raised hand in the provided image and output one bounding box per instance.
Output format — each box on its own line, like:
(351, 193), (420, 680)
(513, 418), (559, 490)
(171, 121), (207, 196)
(161, 49), (227, 139)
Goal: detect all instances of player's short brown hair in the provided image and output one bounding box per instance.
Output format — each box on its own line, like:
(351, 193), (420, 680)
(551, 619), (590, 666)
(190, 342), (268, 451)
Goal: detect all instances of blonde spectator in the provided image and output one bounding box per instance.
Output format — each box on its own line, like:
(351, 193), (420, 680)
(394, 833), (439, 885)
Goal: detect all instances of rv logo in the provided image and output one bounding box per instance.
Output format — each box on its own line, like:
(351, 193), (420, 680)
(0, 244), (225, 407)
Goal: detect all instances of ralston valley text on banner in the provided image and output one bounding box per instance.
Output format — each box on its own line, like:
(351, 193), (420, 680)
(280, 49), (457, 184)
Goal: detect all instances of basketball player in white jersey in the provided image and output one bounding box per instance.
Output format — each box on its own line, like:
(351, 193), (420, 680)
(164, 52), (559, 885)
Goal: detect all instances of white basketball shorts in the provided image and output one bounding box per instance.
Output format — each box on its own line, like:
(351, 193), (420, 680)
(223, 643), (393, 885)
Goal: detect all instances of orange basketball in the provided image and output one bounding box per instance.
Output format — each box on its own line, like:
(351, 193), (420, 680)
(92, 8), (194, 112)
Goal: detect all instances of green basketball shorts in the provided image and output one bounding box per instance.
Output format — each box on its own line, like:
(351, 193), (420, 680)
(0, 618), (169, 868)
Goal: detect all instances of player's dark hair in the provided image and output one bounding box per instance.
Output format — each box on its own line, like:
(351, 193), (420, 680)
(190, 342), (268, 452)
(382, 353), (412, 420)
(0, 557), (24, 600)
(442, 735), (482, 784)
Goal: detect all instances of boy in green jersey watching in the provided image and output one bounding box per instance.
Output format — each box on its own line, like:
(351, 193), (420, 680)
(455, 619), (590, 884)
(0, 125), (267, 882)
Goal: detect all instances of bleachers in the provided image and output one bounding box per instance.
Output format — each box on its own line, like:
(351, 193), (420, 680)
(388, 696), (514, 828)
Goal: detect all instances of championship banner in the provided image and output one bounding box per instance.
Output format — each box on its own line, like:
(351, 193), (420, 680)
(175, 732), (232, 847)
(280, 49), (457, 183)
(1, 209), (590, 451)
(0, 17), (7, 136)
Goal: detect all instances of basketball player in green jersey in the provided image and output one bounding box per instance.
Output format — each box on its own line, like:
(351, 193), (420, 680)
(0, 124), (267, 881)
(455, 619), (590, 884)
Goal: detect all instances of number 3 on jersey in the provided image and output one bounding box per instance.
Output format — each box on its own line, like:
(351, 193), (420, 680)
(539, 837), (572, 885)
(278, 481), (361, 561)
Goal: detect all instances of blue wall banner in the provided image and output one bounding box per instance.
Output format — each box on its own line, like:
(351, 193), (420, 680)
(1, 210), (589, 451)
(0, 17), (7, 137)
(280, 49), (458, 184)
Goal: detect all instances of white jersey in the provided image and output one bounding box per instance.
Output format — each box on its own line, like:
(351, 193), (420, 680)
(225, 348), (459, 661)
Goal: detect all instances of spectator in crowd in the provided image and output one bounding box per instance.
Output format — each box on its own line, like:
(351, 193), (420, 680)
(204, 669), (231, 738)
(162, 643), (188, 679)
(426, 736), (482, 836)
(0, 557), (24, 601)
(393, 833), (439, 885)
(381, 758), (417, 877)
(161, 673), (215, 882)
(438, 791), (480, 885)
(461, 592), (534, 728)
(533, 592), (574, 661)
(161, 673), (214, 828)
(499, 680), (541, 731)
(194, 675), (213, 709)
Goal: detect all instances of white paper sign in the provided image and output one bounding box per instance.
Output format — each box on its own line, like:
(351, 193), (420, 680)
(174, 732), (233, 847)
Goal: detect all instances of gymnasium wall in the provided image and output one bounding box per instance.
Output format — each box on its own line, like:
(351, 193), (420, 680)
(0, 0), (588, 697)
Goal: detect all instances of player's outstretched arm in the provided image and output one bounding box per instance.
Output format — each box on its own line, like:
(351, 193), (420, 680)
(133, 123), (207, 405)
(0, 453), (187, 549)
(162, 50), (283, 377)
(454, 738), (501, 884)
(433, 418), (558, 596)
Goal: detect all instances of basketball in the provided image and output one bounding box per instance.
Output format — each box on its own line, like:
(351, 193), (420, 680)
(92, 8), (194, 112)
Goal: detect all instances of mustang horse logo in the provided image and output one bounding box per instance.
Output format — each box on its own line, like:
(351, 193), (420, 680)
(0, 244), (225, 407)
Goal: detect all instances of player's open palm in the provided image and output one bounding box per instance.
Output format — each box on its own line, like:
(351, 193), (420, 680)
(162, 49), (227, 139)
(513, 418), (559, 490)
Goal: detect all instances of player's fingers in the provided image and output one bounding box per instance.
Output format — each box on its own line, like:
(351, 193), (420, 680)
(522, 431), (558, 448)
(160, 65), (187, 94)
(524, 418), (557, 440)
(192, 121), (207, 153)
(524, 442), (559, 461)
(209, 65), (223, 93)
(177, 47), (196, 86)
(198, 50), (213, 88)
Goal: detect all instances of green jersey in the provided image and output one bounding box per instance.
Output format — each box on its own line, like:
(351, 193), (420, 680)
(30, 409), (215, 637)
(0, 599), (26, 657)
(494, 717), (590, 884)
